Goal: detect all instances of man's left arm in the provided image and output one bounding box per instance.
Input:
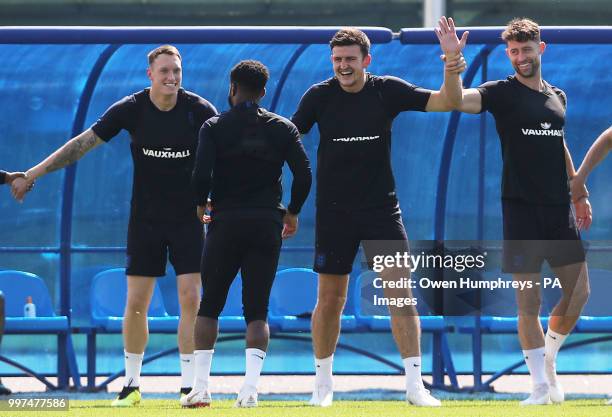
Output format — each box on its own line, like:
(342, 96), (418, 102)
(572, 126), (612, 197)
(564, 139), (592, 230)
(282, 125), (313, 239)
(426, 16), (469, 112)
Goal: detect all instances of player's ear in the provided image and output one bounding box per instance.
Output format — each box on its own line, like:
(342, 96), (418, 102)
(259, 87), (266, 100)
(146, 67), (152, 81)
(539, 41), (546, 55)
(363, 54), (372, 67)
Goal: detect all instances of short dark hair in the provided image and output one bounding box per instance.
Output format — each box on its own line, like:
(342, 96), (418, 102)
(147, 45), (182, 66)
(230, 60), (269, 94)
(502, 18), (541, 43)
(330, 28), (371, 57)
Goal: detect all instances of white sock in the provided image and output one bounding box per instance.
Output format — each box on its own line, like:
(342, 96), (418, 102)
(180, 353), (195, 389)
(523, 347), (547, 386)
(244, 348), (266, 388)
(314, 355), (333, 388)
(545, 329), (567, 385)
(193, 349), (214, 391)
(545, 329), (567, 364)
(403, 356), (424, 390)
(123, 351), (144, 388)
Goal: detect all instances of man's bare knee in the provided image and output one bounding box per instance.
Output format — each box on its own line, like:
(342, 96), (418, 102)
(515, 289), (542, 315)
(563, 281), (590, 312)
(575, 283), (590, 307)
(316, 294), (347, 316)
(125, 296), (149, 315)
(178, 287), (200, 315)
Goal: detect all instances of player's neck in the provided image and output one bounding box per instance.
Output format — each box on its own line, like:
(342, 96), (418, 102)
(515, 72), (545, 93)
(149, 90), (178, 111)
(232, 93), (260, 107)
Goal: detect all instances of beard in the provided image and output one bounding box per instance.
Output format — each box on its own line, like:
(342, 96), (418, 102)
(514, 59), (540, 78)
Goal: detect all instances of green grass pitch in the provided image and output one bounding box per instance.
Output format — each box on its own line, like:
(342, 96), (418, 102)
(5, 399), (611, 417)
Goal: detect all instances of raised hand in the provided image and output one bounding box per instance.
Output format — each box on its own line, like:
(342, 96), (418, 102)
(434, 16), (469, 57)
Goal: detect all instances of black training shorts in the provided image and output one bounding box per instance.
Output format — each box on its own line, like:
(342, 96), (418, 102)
(314, 204), (409, 275)
(126, 216), (203, 277)
(198, 216), (282, 323)
(502, 199), (585, 273)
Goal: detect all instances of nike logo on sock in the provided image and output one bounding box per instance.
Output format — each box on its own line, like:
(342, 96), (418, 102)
(550, 335), (557, 340)
(413, 364), (420, 367)
(525, 356), (529, 360)
(316, 365), (321, 368)
(253, 354), (264, 360)
(181, 359), (191, 362)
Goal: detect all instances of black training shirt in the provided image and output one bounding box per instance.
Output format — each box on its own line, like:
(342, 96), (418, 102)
(478, 76), (570, 205)
(91, 88), (217, 220)
(192, 102), (312, 219)
(291, 74), (431, 210)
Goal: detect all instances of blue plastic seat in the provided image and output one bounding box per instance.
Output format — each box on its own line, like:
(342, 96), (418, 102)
(0, 270), (77, 390)
(0, 270), (68, 333)
(353, 270), (447, 332)
(473, 316), (549, 333)
(90, 268), (177, 332)
(269, 268), (356, 332)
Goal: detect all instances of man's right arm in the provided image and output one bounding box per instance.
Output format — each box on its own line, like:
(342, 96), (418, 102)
(11, 129), (104, 201)
(290, 85), (319, 138)
(455, 79), (508, 115)
(455, 88), (484, 114)
(12, 94), (132, 201)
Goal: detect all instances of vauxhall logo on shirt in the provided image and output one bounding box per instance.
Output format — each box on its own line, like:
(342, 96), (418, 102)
(332, 135), (380, 142)
(521, 122), (563, 137)
(142, 147), (191, 158)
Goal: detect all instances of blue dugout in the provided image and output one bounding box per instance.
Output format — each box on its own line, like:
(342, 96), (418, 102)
(0, 26), (611, 387)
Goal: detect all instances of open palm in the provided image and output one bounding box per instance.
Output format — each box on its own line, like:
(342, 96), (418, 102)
(435, 16), (468, 56)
